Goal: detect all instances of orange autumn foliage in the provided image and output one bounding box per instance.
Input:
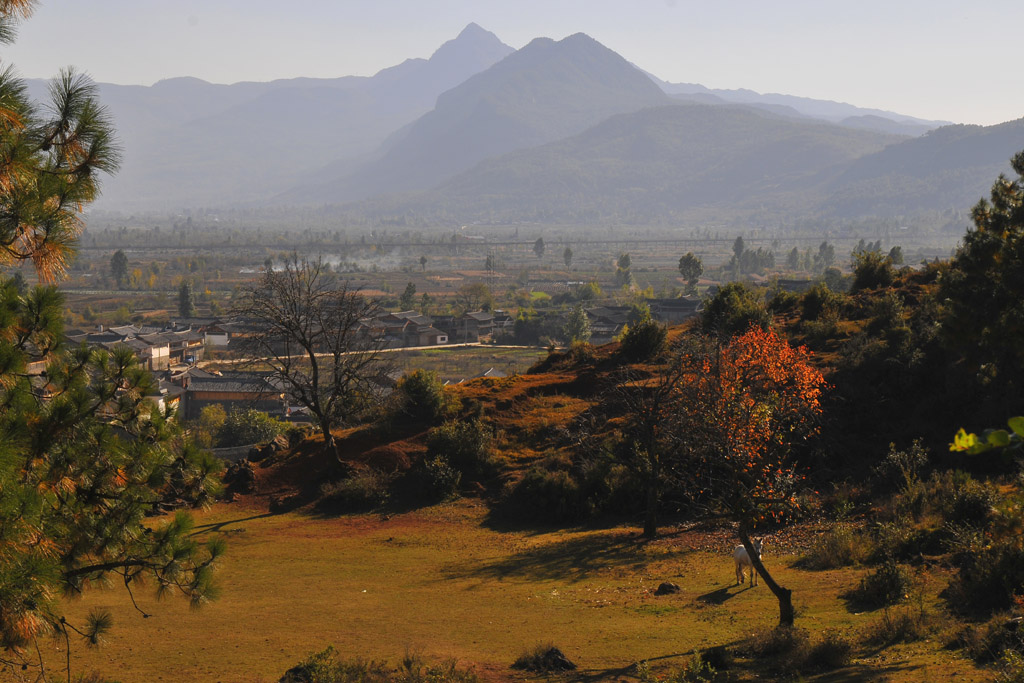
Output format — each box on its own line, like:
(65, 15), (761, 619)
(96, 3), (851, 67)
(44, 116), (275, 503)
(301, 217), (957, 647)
(677, 326), (826, 525)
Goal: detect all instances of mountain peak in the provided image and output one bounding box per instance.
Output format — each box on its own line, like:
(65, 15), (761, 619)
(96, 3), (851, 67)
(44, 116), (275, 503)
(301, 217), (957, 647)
(431, 23), (510, 61)
(456, 22), (489, 39)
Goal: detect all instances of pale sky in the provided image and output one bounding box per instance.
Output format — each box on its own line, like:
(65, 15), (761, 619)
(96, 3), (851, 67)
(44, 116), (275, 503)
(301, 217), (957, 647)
(4, 0), (1022, 126)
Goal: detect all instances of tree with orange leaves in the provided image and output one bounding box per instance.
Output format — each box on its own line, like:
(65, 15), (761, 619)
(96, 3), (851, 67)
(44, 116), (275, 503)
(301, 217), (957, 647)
(674, 326), (825, 625)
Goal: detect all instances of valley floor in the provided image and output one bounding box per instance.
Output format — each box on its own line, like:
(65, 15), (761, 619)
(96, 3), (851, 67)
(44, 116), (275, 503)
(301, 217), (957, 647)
(52, 501), (986, 682)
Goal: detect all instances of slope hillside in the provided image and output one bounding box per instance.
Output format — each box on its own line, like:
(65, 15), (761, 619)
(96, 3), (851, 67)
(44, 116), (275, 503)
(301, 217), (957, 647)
(290, 32), (671, 203)
(346, 103), (902, 223)
(26, 23), (513, 211)
(822, 117), (1024, 216)
(654, 78), (950, 135)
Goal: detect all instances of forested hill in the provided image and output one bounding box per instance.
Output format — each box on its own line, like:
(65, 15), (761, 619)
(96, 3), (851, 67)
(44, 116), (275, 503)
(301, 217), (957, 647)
(283, 32), (672, 205)
(340, 103), (902, 224)
(822, 117), (1024, 217)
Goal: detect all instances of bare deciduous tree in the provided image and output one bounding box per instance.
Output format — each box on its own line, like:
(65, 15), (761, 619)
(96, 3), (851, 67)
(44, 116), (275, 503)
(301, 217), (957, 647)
(232, 257), (392, 459)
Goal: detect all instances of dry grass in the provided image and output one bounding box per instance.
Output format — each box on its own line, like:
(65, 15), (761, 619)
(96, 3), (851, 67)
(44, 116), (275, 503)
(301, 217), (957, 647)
(46, 501), (989, 682)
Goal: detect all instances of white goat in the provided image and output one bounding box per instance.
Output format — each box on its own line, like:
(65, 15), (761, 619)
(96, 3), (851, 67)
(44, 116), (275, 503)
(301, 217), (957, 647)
(733, 539), (763, 587)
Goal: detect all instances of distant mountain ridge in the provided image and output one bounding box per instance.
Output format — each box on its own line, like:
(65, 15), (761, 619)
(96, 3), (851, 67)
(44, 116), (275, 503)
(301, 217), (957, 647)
(651, 78), (951, 136)
(26, 23), (514, 210)
(285, 32), (671, 204)
(340, 103), (903, 223)
(19, 23), (1024, 227)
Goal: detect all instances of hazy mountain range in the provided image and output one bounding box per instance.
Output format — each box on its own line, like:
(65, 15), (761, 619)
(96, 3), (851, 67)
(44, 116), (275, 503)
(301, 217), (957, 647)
(25, 23), (1024, 225)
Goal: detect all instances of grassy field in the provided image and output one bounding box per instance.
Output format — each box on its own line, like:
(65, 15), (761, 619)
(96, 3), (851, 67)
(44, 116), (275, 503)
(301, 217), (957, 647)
(48, 501), (985, 682)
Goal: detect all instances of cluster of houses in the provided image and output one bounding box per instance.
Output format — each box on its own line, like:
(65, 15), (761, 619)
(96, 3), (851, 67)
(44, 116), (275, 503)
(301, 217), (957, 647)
(57, 297), (702, 424)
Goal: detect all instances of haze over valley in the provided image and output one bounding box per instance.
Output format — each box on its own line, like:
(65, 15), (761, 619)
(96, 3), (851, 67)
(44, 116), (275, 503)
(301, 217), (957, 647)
(22, 23), (1022, 234)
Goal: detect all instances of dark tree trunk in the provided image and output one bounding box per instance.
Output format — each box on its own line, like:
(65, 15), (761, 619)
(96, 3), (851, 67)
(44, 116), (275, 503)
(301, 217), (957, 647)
(739, 526), (794, 626)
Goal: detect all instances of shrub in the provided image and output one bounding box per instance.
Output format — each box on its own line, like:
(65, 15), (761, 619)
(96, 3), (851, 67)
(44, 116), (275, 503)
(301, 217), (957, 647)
(851, 250), (895, 292)
(998, 648), (1024, 683)
(410, 455), (461, 503)
(852, 559), (914, 607)
(512, 644), (575, 672)
(215, 408), (285, 447)
(618, 318), (667, 362)
(392, 370), (455, 423)
(701, 282), (769, 337)
(744, 626), (811, 673)
(930, 470), (998, 527)
(956, 614), (1024, 663)
(425, 419), (495, 480)
(767, 287), (799, 314)
(802, 524), (871, 569)
(800, 283), (843, 322)
(637, 651), (716, 683)
(805, 629), (853, 670)
(317, 469), (390, 513)
(508, 467), (586, 523)
(745, 625), (809, 658)
(280, 647), (478, 683)
(946, 538), (1024, 615)
(861, 605), (931, 646)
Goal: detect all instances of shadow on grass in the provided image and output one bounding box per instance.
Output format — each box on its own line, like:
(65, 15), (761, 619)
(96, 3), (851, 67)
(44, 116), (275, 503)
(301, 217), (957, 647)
(443, 532), (663, 582)
(190, 512), (278, 536)
(697, 584), (751, 605)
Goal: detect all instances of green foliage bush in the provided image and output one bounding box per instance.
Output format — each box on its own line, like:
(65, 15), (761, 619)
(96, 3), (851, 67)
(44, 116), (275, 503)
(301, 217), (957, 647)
(802, 524), (871, 569)
(861, 605), (932, 646)
(215, 408), (285, 448)
(503, 454), (641, 524)
(425, 419), (495, 480)
(805, 629), (854, 671)
(392, 369), (455, 424)
(956, 614), (1024, 664)
(851, 250), (895, 292)
(800, 283), (843, 322)
(281, 646), (478, 683)
(946, 537), (1024, 615)
(617, 318), (667, 362)
(851, 559), (914, 607)
(701, 282), (769, 337)
(412, 455), (462, 503)
(512, 644), (575, 673)
(317, 469), (390, 513)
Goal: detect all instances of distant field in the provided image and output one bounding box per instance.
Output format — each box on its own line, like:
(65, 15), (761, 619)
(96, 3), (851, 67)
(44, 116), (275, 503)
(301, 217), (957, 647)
(387, 346), (549, 383)
(50, 502), (985, 682)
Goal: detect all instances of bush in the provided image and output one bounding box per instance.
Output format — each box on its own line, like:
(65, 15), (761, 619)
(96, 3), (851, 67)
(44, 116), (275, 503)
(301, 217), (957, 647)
(701, 282), (769, 337)
(851, 250), (895, 292)
(317, 469), (390, 513)
(392, 370), (455, 423)
(956, 614), (1024, 663)
(861, 605), (931, 646)
(281, 647), (478, 683)
(618, 318), (667, 362)
(744, 626), (811, 673)
(410, 455), (461, 503)
(502, 454), (642, 524)
(805, 629), (854, 670)
(425, 419), (495, 480)
(800, 282), (843, 322)
(946, 538), (1024, 615)
(851, 559), (914, 607)
(802, 524), (871, 569)
(930, 470), (998, 527)
(508, 467), (586, 523)
(637, 651), (716, 683)
(512, 644), (575, 673)
(215, 408), (285, 447)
